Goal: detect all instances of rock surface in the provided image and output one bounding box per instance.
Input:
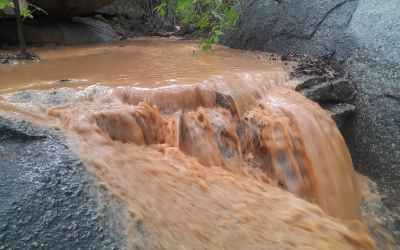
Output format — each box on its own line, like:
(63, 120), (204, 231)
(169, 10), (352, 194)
(97, 0), (176, 38)
(0, 17), (119, 46)
(96, 0), (149, 38)
(224, 0), (400, 233)
(289, 55), (357, 129)
(0, 116), (127, 250)
(359, 175), (400, 250)
(29, 0), (114, 17)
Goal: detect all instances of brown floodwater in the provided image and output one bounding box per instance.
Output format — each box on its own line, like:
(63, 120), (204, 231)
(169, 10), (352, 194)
(0, 38), (377, 249)
(0, 37), (290, 93)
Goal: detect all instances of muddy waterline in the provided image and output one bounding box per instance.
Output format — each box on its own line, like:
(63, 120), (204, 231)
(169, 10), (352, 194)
(0, 38), (376, 249)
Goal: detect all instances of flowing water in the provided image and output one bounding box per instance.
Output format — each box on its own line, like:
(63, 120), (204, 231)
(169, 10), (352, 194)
(0, 38), (377, 249)
(0, 38), (289, 92)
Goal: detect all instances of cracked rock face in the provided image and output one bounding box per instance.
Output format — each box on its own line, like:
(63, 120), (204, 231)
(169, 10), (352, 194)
(223, 0), (358, 57)
(223, 2), (400, 243)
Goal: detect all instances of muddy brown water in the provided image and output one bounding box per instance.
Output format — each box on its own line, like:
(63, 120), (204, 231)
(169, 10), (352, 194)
(0, 38), (290, 92)
(0, 38), (378, 249)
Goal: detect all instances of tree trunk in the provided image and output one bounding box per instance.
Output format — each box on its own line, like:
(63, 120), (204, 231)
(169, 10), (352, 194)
(13, 0), (27, 54)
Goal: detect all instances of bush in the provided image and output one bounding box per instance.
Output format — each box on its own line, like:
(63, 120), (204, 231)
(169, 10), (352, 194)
(155, 0), (240, 50)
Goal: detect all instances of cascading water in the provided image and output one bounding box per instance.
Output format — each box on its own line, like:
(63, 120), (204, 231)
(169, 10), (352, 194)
(0, 38), (377, 249)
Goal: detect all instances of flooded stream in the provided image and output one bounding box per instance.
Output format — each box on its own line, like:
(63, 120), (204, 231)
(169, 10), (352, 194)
(0, 38), (290, 92)
(0, 38), (377, 249)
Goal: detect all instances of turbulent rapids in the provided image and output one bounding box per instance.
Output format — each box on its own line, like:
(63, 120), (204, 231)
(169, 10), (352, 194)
(1, 82), (373, 249)
(0, 39), (378, 249)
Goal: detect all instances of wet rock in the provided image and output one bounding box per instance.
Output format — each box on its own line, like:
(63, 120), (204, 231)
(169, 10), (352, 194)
(301, 78), (356, 103)
(5, 85), (110, 112)
(343, 0), (400, 220)
(359, 175), (400, 250)
(0, 116), (129, 250)
(294, 76), (328, 91)
(0, 51), (39, 64)
(321, 102), (355, 128)
(215, 92), (239, 118)
(291, 56), (357, 129)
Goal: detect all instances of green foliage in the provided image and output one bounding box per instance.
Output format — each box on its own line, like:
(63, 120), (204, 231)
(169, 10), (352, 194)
(154, 2), (167, 17)
(24, 3), (47, 18)
(20, 5), (32, 18)
(0, 0), (45, 19)
(155, 0), (240, 50)
(0, 0), (13, 9)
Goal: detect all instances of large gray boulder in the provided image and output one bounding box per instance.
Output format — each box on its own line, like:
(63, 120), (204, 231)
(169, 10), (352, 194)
(0, 116), (131, 250)
(344, 0), (400, 213)
(223, 0), (400, 217)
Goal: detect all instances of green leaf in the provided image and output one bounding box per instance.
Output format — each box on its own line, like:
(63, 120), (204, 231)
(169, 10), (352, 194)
(21, 6), (32, 18)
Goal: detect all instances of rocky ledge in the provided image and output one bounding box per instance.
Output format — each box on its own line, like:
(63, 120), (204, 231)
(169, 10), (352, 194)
(289, 55), (357, 129)
(0, 116), (129, 250)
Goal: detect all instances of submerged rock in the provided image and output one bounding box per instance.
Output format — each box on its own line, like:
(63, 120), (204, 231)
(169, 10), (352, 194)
(0, 51), (40, 64)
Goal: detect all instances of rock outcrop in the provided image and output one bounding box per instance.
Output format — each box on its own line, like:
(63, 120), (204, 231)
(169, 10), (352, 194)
(288, 55), (357, 129)
(29, 0), (114, 17)
(0, 17), (119, 46)
(0, 0), (120, 46)
(223, 0), (400, 235)
(96, 0), (149, 38)
(0, 116), (127, 250)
